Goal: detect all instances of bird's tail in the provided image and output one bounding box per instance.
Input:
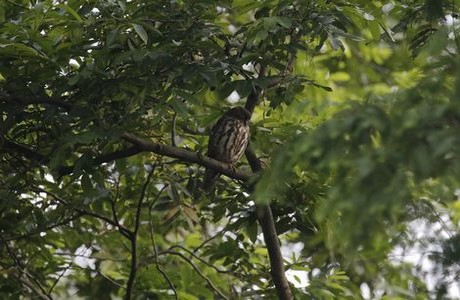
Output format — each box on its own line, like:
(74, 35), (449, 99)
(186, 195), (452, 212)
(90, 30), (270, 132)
(201, 168), (220, 193)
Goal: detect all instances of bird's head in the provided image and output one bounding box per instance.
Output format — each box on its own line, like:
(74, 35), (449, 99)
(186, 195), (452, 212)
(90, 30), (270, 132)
(225, 107), (251, 121)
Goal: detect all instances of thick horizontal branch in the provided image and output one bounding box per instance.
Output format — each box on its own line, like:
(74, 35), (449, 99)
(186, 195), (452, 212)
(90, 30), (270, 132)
(2, 138), (143, 176)
(2, 139), (48, 163)
(1, 93), (72, 110)
(3, 134), (251, 182)
(121, 132), (251, 182)
(57, 146), (143, 176)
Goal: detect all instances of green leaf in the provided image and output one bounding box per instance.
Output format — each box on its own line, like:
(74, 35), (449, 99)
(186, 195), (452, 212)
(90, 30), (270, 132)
(81, 173), (93, 194)
(0, 43), (41, 58)
(170, 96), (189, 116)
(106, 28), (119, 47)
(2, 2), (460, 298)
(57, 4), (83, 22)
(185, 233), (202, 248)
(177, 291), (199, 300)
(245, 221), (258, 243)
(234, 80), (253, 98)
(132, 23), (148, 44)
(274, 16), (292, 29)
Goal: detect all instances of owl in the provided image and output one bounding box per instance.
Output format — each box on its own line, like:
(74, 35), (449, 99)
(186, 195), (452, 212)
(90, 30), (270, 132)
(202, 107), (251, 191)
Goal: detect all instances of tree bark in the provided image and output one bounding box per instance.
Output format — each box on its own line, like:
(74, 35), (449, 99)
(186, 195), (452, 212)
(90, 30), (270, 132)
(121, 132), (251, 182)
(245, 86), (293, 299)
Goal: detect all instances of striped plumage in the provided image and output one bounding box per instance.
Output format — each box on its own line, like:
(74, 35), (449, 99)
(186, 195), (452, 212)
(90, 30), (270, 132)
(202, 107), (251, 191)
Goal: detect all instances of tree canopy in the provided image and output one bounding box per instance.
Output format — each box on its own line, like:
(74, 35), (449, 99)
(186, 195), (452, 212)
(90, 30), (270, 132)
(1, 0), (460, 299)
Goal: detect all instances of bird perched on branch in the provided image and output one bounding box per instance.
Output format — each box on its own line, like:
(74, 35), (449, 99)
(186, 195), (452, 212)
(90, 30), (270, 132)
(202, 107), (251, 192)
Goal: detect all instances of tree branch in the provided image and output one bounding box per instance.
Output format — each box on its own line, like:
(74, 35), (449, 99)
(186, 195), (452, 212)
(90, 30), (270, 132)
(245, 82), (293, 299)
(3, 213), (83, 242)
(168, 245), (238, 276)
(121, 132), (251, 182)
(3, 132), (251, 184)
(57, 146), (143, 176)
(32, 187), (133, 238)
(1, 237), (53, 300)
(256, 205), (292, 299)
(2, 139), (48, 163)
(0, 92), (72, 110)
(147, 186), (178, 299)
(1, 137), (142, 177)
(125, 166), (155, 300)
(48, 262), (73, 294)
(161, 250), (229, 300)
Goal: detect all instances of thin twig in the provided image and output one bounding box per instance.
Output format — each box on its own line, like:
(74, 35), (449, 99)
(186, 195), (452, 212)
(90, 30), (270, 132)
(125, 166), (156, 300)
(4, 213), (82, 241)
(193, 226), (228, 253)
(147, 185), (178, 299)
(72, 264), (127, 290)
(80, 209), (132, 238)
(97, 270), (127, 289)
(48, 246), (93, 294)
(149, 225), (178, 299)
(48, 263), (71, 294)
(1, 238), (53, 300)
(12, 272), (52, 300)
(110, 173), (122, 225)
(161, 250), (229, 300)
(32, 187), (133, 238)
(134, 165), (156, 234)
(169, 245), (238, 276)
(53, 252), (127, 262)
(171, 113), (178, 147)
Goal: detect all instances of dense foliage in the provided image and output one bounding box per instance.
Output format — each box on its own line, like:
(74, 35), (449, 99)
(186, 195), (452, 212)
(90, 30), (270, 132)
(1, 0), (460, 299)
